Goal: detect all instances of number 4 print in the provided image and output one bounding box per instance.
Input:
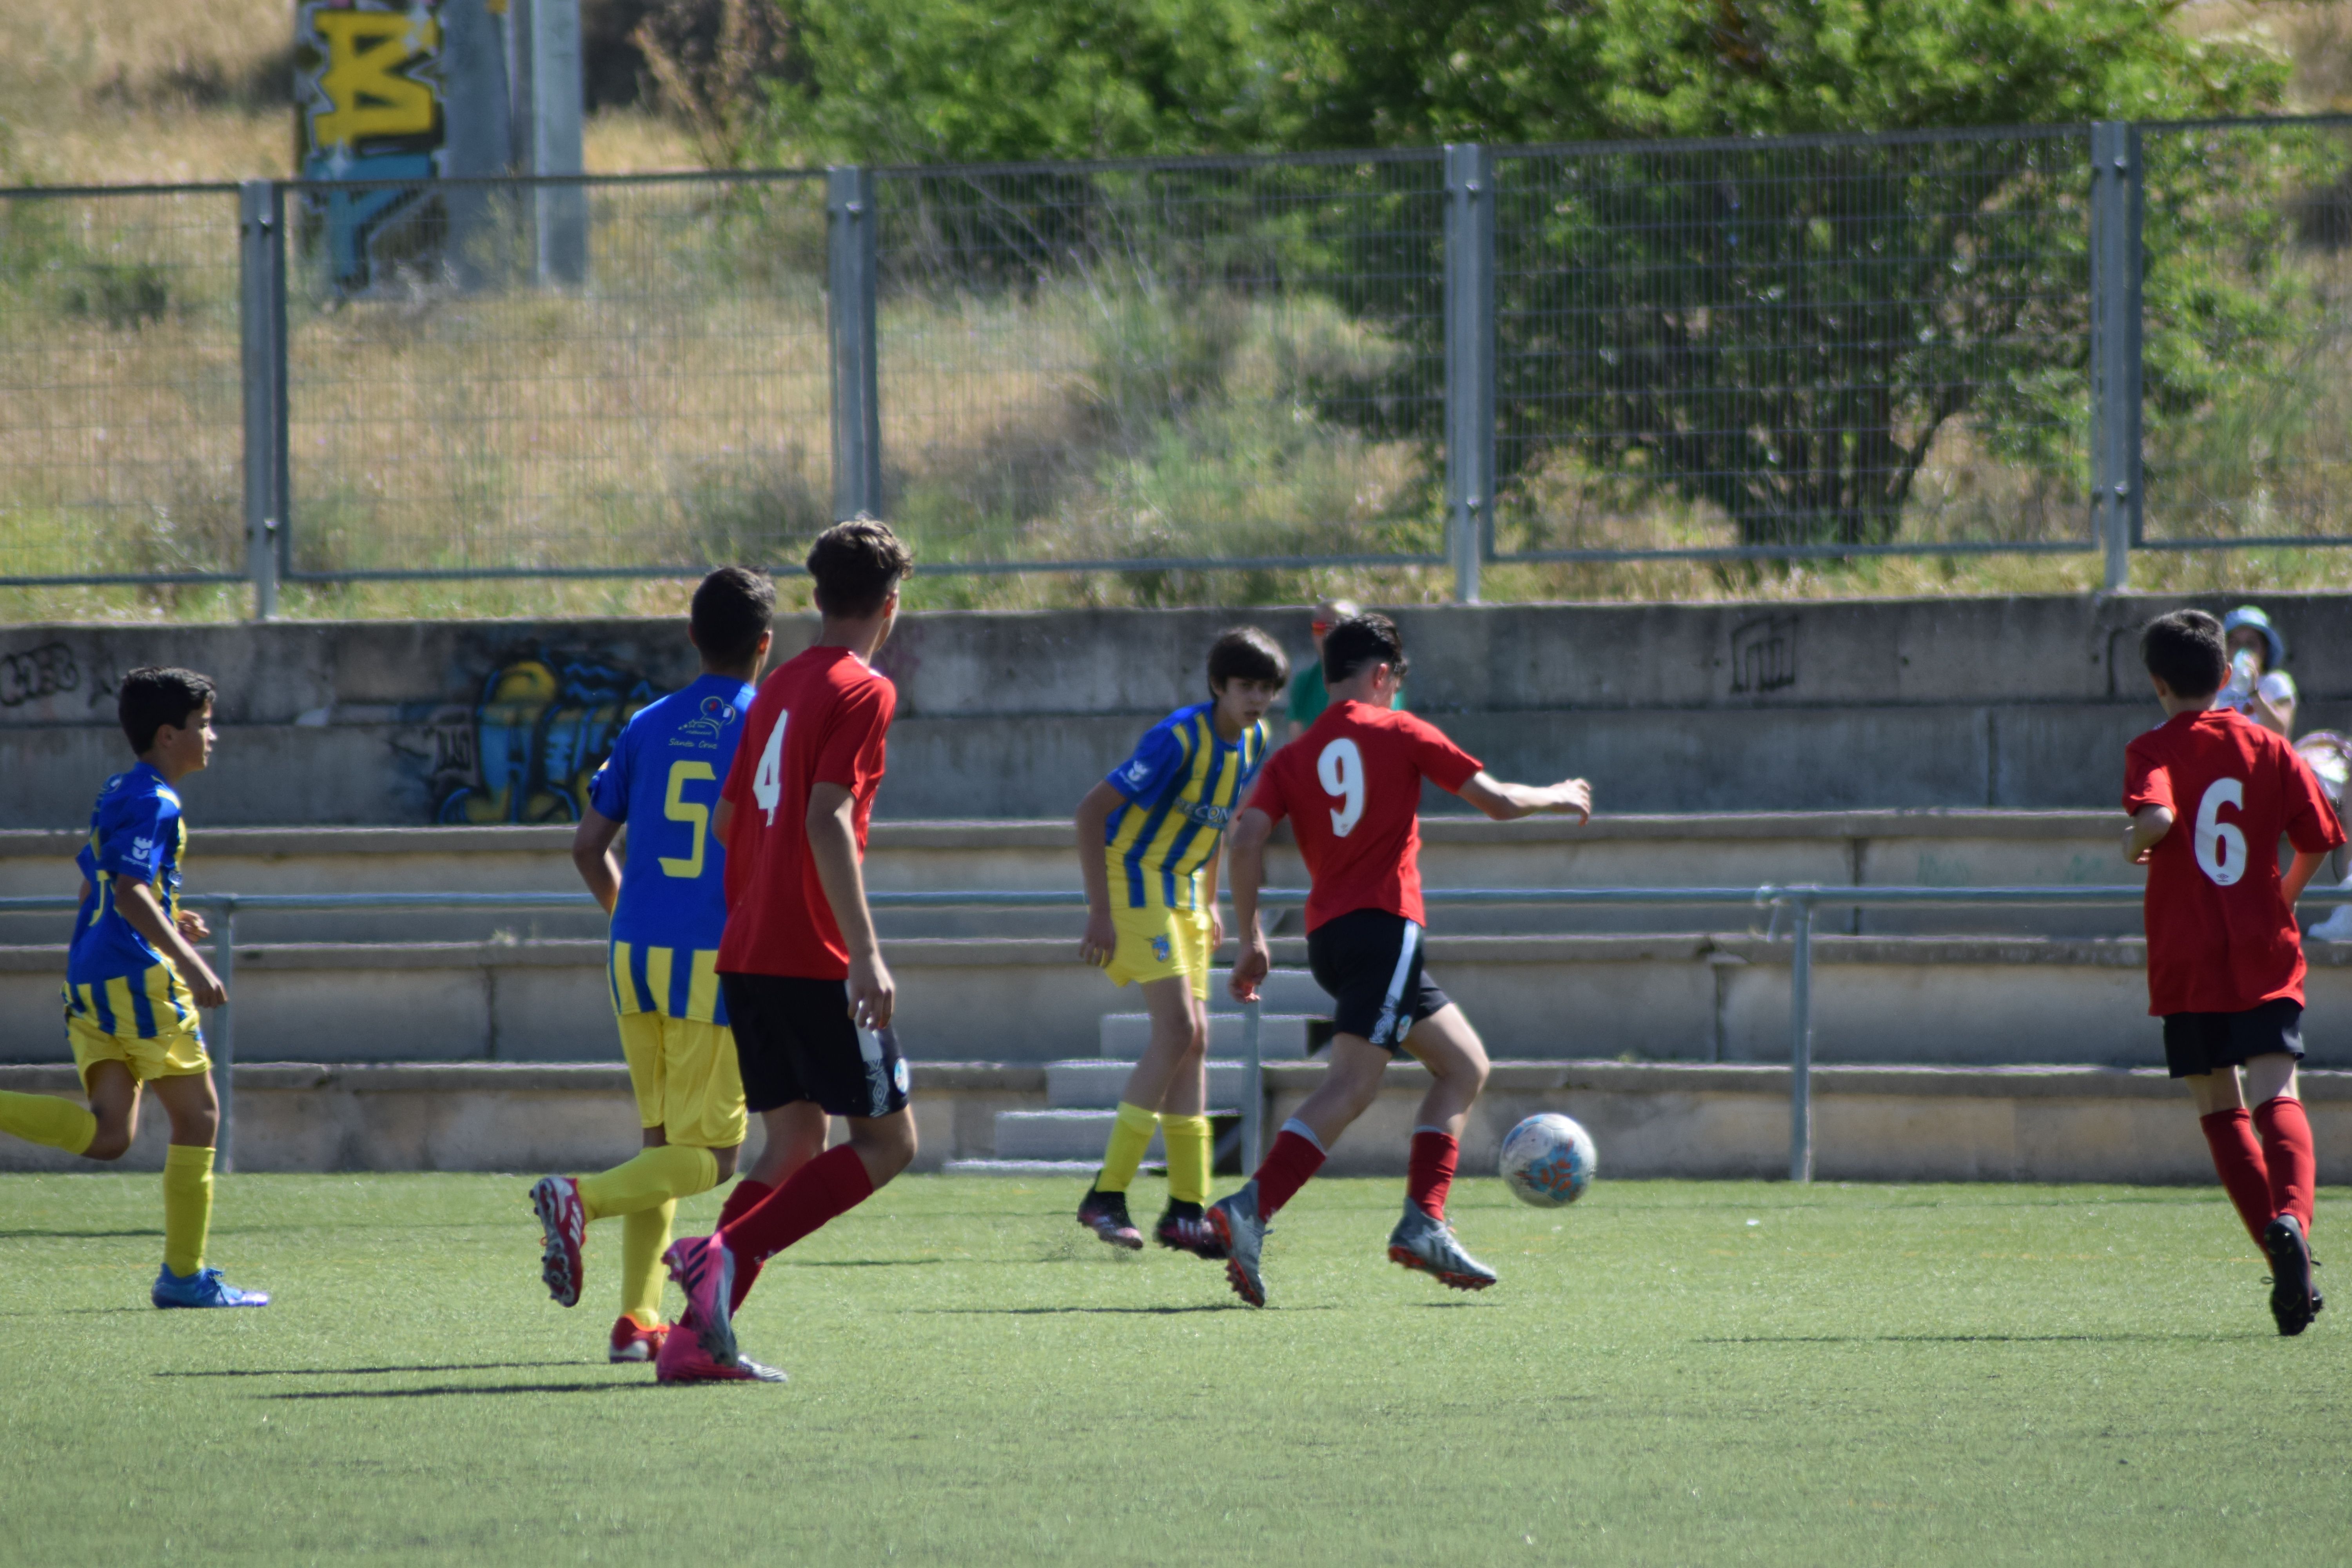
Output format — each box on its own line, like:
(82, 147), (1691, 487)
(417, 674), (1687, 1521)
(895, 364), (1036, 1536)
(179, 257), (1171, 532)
(753, 712), (789, 826)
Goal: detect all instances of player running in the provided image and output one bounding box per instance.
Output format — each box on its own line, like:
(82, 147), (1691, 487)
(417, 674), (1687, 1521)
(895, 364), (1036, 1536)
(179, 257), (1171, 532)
(1073, 628), (1287, 1254)
(660, 519), (917, 1379)
(0, 668), (266, 1308)
(528, 567), (775, 1376)
(1207, 614), (1592, 1307)
(2125, 608), (2344, 1336)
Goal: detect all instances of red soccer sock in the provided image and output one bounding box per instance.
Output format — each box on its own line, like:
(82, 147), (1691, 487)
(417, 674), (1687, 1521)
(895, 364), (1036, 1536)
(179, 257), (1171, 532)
(711, 1178), (775, 1305)
(1252, 1129), (1327, 1220)
(1406, 1129), (1458, 1220)
(719, 1145), (874, 1310)
(2200, 1108), (2275, 1248)
(2254, 1096), (2317, 1236)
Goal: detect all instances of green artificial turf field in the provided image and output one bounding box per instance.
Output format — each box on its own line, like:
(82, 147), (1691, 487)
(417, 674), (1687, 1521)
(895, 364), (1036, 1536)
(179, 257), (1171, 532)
(4, 1172), (2347, 1565)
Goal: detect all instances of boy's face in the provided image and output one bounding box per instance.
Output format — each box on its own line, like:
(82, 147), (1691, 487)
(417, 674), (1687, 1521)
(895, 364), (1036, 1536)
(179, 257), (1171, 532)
(1212, 678), (1283, 733)
(149, 699), (216, 778)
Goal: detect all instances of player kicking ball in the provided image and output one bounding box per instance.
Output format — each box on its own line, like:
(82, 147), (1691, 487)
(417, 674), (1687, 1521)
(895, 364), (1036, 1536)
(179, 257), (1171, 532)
(528, 568), (777, 1379)
(1208, 614), (1592, 1307)
(1073, 628), (1286, 1254)
(661, 519), (918, 1379)
(2125, 609), (2344, 1336)
(0, 668), (265, 1309)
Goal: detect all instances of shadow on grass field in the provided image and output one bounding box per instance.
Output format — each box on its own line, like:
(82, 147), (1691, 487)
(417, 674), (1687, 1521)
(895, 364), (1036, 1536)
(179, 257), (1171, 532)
(3, 1172), (2347, 1565)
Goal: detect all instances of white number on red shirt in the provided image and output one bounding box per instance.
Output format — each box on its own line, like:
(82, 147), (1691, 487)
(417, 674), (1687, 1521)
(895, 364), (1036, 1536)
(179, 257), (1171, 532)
(2194, 777), (2247, 887)
(751, 711), (788, 826)
(1318, 738), (1365, 837)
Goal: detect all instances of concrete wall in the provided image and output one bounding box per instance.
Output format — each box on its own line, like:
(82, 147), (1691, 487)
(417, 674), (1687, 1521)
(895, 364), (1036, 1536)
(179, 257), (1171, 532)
(8, 592), (2348, 826)
(3, 1060), (2343, 1184)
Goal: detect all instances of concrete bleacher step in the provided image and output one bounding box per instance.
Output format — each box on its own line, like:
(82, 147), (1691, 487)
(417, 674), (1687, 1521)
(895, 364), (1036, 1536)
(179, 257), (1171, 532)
(1097, 1014), (1317, 1061)
(993, 1107), (1244, 1161)
(1049, 1059), (1257, 1108)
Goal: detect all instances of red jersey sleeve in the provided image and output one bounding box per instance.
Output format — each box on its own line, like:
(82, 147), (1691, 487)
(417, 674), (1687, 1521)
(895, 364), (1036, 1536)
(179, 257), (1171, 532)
(1247, 750), (1293, 824)
(2121, 737), (2172, 817)
(2282, 746), (2349, 855)
(1402, 713), (1482, 794)
(813, 679), (893, 791)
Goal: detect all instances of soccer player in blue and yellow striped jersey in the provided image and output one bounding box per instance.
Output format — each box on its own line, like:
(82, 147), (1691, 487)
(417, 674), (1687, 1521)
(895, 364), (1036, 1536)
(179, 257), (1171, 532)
(1073, 628), (1287, 1252)
(528, 568), (775, 1373)
(0, 666), (266, 1308)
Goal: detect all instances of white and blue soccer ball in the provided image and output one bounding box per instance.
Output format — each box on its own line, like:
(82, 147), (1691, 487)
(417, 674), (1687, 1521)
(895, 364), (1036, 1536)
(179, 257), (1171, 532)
(1498, 1113), (1596, 1207)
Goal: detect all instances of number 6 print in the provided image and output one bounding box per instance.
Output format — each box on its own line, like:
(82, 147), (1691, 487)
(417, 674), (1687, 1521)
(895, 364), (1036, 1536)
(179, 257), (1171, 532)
(2194, 777), (2246, 887)
(1318, 738), (1364, 837)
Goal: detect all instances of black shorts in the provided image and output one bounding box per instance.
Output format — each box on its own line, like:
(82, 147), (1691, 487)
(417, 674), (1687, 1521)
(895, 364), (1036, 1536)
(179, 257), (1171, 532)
(720, 973), (910, 1120)
(1305, 908), (1452, 1055)
(2161, 999), (2305, 1080)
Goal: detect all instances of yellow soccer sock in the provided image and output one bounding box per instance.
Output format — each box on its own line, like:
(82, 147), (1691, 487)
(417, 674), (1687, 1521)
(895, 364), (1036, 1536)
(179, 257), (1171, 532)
(1162, 1114), (1214, 1205)
(1097, 1102), (1160, 1194)
(0, 1090), (96, 1156)
(620, 1200), (674, 1327)
(578, 1144), (720, 1222)
(162, 1144), (214, 1278)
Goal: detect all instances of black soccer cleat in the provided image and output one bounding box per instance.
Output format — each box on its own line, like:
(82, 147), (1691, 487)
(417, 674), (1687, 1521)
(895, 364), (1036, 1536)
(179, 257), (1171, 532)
(1078, 1185), (1144, 1250)
(2264, 1214), (2320, 1337)
(1154, 1199), (1225, 1259)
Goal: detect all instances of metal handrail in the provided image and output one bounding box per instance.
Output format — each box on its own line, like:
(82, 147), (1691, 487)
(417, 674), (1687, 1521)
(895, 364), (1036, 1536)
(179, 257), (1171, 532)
(9, 882), (2350, 1178)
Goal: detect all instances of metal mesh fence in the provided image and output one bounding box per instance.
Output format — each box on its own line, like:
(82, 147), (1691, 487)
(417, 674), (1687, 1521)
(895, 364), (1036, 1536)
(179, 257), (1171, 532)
(283, 172), (831, 579)
(2138, 120), (2352, 547)
(1490, 129), (2095, 559)
(872, 152), (1449, 573)
(0, 186), (245, 585)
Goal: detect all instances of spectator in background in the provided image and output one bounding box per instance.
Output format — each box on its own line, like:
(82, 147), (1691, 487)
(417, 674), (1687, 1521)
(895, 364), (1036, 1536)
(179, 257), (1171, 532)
(2219, 606), (2297, 738)
(1289, 600), (1405, 739)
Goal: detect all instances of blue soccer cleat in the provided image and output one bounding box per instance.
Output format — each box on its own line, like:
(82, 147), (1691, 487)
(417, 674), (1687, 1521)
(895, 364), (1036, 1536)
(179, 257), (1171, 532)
(152, 1264), (270, 1309)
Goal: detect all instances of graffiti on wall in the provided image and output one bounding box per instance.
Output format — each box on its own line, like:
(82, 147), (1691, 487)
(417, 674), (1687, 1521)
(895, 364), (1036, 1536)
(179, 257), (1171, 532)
(409, 652), (661, 824)
(295, 0), (447, 292)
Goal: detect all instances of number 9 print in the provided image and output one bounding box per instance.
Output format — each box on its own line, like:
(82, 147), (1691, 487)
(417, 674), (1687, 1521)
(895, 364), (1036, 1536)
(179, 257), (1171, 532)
(1318, 738), (1365, 837)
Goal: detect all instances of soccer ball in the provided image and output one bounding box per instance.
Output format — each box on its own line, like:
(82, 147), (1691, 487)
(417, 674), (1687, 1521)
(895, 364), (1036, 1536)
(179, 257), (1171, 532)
(1497, 1113), (1596, 1207)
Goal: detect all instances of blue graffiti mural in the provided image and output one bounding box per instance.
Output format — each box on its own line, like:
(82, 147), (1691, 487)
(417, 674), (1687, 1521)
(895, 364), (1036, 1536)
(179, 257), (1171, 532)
(429, 653), (660, 824)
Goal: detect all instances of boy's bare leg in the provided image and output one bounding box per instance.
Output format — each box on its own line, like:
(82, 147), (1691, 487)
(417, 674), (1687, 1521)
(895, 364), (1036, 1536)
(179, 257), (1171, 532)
(147, 1070), (220, 1148)
(80, 1060), (142, 1162)
(1286, 1034), (1392, 1149)
(1082, 976), (1208, 1245)
(744, 1101), (829, 1189)
(1127, 976), (1208, 1115)
(1397, 1005), (1491, 1138)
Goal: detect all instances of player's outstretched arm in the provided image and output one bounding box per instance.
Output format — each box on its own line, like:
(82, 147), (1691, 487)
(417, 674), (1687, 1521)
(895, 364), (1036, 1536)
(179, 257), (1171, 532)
(1455, 771), (1593, 825)
(115, 877), (225, 1008)
(1074, 781), (1124, 968)
(1225, 807), (1275, 1003)
(2123, 804), (2174, 866)
(808, 782), (894, 1030)
(571, 806), (623, 914)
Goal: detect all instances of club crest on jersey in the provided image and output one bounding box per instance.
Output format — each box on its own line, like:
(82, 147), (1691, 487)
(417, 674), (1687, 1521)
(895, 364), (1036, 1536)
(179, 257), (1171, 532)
(1151, 934), (1172, 962)
(1123, 759), (1152, 786)
(680, 694), (738, 741)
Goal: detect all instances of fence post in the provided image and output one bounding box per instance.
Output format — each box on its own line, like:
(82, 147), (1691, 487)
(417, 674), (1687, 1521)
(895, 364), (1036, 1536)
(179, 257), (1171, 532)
(1787, 895), (1814, 1183)
(829, 166), (883, 522)
(238, 181), (285, 621)
(211, 902), (236, 1174)
(1443, 143), (1494, 605)
(2089, 122), (2144, 593)
(1241, 996), (1263, 1174)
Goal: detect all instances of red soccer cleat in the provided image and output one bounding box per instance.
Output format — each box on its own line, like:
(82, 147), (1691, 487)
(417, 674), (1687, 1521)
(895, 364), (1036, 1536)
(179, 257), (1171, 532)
(608, 1315), (669, 1364)
(530, 1175), (586, 1308)
(655, 1316), (787, 1384)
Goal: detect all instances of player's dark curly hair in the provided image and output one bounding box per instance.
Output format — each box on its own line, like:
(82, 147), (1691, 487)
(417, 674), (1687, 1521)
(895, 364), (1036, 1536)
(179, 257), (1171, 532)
(1207, 627), (1289, 695)
(119, 666), (215, 755)
(807, 517), (913, 619)
(2141, 608), (2228, 699)
(1322, 613), (1409, 688)
(690, 566), (776, 668)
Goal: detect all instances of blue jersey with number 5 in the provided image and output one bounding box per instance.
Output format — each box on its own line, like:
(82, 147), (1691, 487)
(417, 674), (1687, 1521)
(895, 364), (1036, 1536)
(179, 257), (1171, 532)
(587, 672), (755, 1022)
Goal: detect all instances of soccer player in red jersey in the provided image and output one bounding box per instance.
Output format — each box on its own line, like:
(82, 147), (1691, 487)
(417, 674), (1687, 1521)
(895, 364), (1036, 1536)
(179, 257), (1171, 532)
(2125, 609), (2345, 1336)
(658, 520), (916, 1380)
(1207, 613), (1593, 1307)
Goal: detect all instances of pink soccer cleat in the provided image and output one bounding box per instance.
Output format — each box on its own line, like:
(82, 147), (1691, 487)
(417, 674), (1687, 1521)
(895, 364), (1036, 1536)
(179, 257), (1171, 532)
(655, 1317), (786, 1384)
(662, 1232), (739, 1366)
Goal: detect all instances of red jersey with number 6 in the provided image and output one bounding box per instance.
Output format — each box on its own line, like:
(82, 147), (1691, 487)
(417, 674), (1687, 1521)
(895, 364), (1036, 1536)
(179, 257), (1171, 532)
(2123, 706), (2344, 1016)
(717, 644), (895, 980)
(1247, 699), (1482, 931)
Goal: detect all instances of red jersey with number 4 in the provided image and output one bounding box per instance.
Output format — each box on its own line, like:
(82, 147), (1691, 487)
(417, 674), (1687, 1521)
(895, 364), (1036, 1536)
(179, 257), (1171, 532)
(717, 644), (895, 980)
(2123, 706), (2344, 1016)
(1247, 700), (1482, 931)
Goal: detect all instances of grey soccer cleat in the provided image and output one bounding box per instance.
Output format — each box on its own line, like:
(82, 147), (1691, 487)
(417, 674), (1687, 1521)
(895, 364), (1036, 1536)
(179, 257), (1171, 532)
(1387, 1202), (1497, 1292)
(1207, 1181), (1268, 1307)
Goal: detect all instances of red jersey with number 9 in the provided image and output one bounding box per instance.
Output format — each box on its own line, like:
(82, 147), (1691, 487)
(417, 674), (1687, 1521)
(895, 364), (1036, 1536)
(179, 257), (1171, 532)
(717, 644), (895, 979)
(2123, 706), (2344, 1015)
(1247, 699), (1482, 931)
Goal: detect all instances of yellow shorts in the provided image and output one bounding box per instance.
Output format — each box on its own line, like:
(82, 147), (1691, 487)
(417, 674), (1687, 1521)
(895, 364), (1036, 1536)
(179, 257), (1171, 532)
(1103, 904), (1214, 1001)
(67, 1013), (210, 1092)
(615, 1010), (747, 1149)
